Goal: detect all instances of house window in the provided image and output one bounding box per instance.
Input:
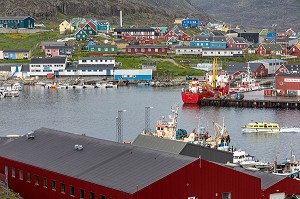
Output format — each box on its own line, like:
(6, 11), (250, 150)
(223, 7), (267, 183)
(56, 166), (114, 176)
(12, 168), (15, 177)
(80, 189), (84, 199)
(222, 192), (231, 199)
(104, 48), (108, 51)
(141, 48), (145, 52)
(34, 175), (39, 185)
(26, 172), (31, 182)
(70, 186), (75, 197)
(61, 183), (66, 193)
(100, 195), (106, 199)
(19, 170), (23, 180)
(90, 192), (94, 199)
(82, 60), (87, 63)
(148, 48), (151, 52)
(128, 49), (131, 52)
(155, 48), (158, 52)
(111, 48), (115, 51)
(4, 166), (8, 175)
(43, 178), (47, 187)
(52, 180), (56, 190)
(135, 48), (138, 52)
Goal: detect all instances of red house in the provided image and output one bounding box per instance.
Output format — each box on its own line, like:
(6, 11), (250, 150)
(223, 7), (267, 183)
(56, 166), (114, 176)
(1, 128), (300, 199)
(289, 42), (300, 57)
(126, 45), (168, 55)
(164, 30), (179, 41)
(274, 64), (300, 75)
(227, 37), (249, 49)
(275, 73), (300, 96)
(257, 44), (283, 55)
(226, 62), (268, 79)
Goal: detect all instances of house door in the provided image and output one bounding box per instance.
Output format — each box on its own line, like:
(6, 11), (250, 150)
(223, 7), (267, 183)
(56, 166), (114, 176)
(106, 69), (111, 75)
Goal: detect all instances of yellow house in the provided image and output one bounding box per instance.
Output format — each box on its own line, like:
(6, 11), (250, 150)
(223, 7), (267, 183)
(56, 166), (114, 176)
(111, 40), (129, 50)
(59, 20), (74, 34)
(174, 18), (185, 24)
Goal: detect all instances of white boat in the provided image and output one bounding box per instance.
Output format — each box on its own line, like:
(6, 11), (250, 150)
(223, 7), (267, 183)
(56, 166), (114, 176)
(239, 155), (257, 168)
(0, 89), (19, 98)
(83, 84), (95, 88)
(271, 150), (300, 179)
(12, 83), (23, 91)
(233, 150), (247, 164)
(254, 161), (270, 169)
(72, 85), (84, 89)
(96, 82), (117, 88)
(242, 122), (280, 133)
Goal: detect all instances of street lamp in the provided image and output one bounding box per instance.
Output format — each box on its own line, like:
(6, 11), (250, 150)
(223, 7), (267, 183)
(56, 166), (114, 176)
(116, 110), (126, 143)
(144, 106), (153, 134)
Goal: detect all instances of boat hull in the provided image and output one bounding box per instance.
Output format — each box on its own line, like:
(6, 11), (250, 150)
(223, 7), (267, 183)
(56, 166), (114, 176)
(181, 91), (214, 104)
(242, 128), (280, 133)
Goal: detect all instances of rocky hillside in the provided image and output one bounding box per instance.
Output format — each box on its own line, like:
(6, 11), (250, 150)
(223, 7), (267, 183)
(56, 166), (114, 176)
(191, 0), (300, 31)
(0, 0), (209, 27)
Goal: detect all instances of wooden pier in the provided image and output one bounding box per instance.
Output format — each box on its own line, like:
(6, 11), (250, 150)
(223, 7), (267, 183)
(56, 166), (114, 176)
(200, 98), (300, 109)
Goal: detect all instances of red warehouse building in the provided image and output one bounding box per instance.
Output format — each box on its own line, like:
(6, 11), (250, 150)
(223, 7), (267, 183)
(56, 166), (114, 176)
(275, 73), (300, 96)
(1, 128), (300, 199)
(125, 45), (168, 55)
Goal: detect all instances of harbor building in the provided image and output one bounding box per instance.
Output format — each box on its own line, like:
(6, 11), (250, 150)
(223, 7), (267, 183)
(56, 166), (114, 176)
(275, 73), (300, 96)
(113, 69), (152, 81)
(0, 128), (300, 199)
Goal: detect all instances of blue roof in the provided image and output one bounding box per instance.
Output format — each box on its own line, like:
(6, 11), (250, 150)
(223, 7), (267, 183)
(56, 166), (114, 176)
(259, 59), (287, 63)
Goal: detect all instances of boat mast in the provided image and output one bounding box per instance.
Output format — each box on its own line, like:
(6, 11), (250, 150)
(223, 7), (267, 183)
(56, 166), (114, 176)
(212, 57), (218, 89)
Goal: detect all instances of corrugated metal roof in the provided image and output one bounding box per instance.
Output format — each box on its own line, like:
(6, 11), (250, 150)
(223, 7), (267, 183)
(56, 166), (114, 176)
(224, 165), (286, 190)
(67, 64), (115, 70)
(30, 57), (67, 64)
(226, 62), (262, 73)
(0, 128), (196, 194)
(133, 134), (233, 164)
(79, 57), (115, 61)
(133, 134), (187, 154)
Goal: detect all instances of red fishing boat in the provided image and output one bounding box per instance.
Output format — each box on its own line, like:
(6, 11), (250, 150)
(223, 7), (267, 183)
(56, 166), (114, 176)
(181, 57), (230, 104)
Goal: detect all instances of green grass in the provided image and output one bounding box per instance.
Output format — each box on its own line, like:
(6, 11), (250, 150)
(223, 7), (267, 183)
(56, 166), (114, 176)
(0, 31), (66, 56)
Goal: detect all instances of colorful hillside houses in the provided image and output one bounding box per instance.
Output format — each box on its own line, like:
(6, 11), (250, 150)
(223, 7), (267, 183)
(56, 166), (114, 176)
(166, 36), (181, 46)
(89, 45), (118, 56)
(190, 36), (226, 49)
(82, 21), (97, 35)
(164, 25), (191, 42)
(285, 28), (296, 37)
(289, 42), (300, 57)
(44, 46), (74, 57)
(111, 40), (129, 51)
(75, 29), (88, 40)
(256, 44), (283, 55)
(59, 20), (74, 34)
(70, 17), (87, 29)
(151, 26), (168, 36)
(182, 18), (199, 28)
(3, 50), (31, 60)
(227, 37), (248, 49)
(0, 16), (34, 28)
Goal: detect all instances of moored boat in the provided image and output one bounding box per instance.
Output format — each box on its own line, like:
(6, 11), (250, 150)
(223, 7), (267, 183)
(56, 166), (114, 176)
(242, 122), (280, 133)
(181, 57), (230, 104)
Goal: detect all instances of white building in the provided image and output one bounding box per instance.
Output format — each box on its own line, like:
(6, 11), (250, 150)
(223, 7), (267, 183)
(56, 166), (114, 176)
(202, 48), (243, 57)
(78, 57), (115, 65)
(175, 46), (202, 55)
(248, 59), (287, 75)
(29, 57), (67, 77)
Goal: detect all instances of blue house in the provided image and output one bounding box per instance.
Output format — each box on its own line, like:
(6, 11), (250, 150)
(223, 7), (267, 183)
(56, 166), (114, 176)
(96, 20), (110, 33)
(86, 40), (97, 51)
(182, 18), (199, 28)
(190, 36), (226, 49)
(114, 69), (152, 81)
(266, 32), (277, 41)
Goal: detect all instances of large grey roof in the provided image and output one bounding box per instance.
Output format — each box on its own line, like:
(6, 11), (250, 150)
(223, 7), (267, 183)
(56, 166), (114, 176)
(114, 28), (154, 32)
(126, 45), (168, 49)
(231, 37), (247, 44)
(3, 49), (30, 53)
(0, 128), (196, 194)
(226, 62), (262, 74)
(223, 165), (286, 190)
(133, 134), (233, 164)
(44, 46), (73, 49)
(283, 64), (300, 73)
(21, 64), (30, 72)
(30, 57), (67, 64)
(133, 134), (187, 154)
(40, 42), (66, 46)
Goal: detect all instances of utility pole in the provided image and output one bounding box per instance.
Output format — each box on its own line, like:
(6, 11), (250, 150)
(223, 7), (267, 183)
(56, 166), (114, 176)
(116, 110), (126, 143)
(144, 107), (153, 134)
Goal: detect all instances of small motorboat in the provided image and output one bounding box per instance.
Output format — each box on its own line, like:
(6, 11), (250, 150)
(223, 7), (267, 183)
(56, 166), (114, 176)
(241, 122), (280, 133)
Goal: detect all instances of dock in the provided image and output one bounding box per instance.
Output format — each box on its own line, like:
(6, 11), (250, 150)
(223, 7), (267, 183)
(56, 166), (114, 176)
(200, 98), (300, 109)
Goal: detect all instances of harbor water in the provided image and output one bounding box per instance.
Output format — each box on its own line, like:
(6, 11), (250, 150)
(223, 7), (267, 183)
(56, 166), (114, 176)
(0, 85), (300, 163)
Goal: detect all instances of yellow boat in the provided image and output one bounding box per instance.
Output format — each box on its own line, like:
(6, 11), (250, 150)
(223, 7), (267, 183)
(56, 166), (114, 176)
(241, 122), (280, 133)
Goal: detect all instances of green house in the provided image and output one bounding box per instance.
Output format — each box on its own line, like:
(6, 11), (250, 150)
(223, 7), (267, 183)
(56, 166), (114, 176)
(75, 29), (88, 40)
(82, 22), (97, 36)
(89, 45), (118, 55)
(0, 16), (34, 28)
(96, 20), (110, 33)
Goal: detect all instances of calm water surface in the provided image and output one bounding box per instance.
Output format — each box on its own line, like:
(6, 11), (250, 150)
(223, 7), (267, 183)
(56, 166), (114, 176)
(0, 85), (299, 162)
